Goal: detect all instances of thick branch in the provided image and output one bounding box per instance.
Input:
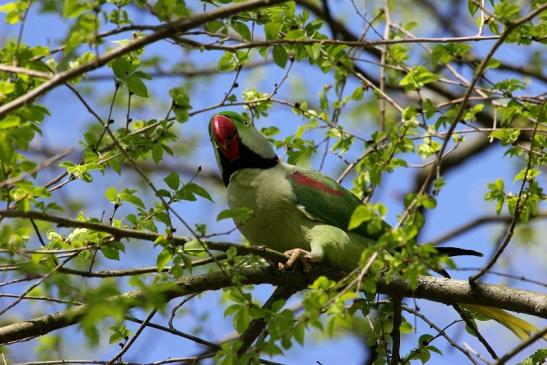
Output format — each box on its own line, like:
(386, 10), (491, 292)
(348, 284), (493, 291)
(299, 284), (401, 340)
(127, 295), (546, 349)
(237, 285), (298, 356)
(0, 266), (545, 344)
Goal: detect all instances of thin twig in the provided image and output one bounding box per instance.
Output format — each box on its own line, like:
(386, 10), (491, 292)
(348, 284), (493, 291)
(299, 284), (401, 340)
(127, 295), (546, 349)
(428, 212), (547, 246)
(470, 115), (541, 283)
(0, 0), (288, 117)
(0, 64), (52, 78)
(398, 4), (547, 227)
(494, 327), (547, 365)
(106, 310), (157, 365)
(0, 254), (77, 316)
(0, 147), (74, 188)
(401, 305), (480, 365)
(168, 294), (198, 329)
(389, 297), (402, 365)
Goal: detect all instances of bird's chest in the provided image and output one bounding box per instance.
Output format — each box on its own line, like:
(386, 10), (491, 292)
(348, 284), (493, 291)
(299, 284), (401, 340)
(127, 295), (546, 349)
(226, 167), (310, 251)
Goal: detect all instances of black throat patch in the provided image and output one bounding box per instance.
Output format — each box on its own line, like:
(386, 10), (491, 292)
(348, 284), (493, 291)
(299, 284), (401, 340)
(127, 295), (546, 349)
(218, 143), (278, 186)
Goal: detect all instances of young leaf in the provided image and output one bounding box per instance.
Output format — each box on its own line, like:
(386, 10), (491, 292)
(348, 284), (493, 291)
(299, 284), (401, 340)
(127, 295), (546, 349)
(164, 172), (180, 190)
(104, 187), (118, 203)
(272, 46), (288, 68)
(348, 205), (374, 231)
(126, 75), (148, 97)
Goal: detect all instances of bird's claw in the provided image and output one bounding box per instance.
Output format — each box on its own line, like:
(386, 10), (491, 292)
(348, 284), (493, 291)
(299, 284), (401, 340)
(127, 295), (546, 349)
(277, 248), (316, 273)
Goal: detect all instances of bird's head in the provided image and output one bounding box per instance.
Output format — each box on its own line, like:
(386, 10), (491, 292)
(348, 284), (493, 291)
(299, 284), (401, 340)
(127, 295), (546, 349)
(209, 111), (278, 185)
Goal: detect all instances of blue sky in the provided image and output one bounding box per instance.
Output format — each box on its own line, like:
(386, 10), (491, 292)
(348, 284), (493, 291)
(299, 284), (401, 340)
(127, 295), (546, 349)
(1, 1), (545, 364)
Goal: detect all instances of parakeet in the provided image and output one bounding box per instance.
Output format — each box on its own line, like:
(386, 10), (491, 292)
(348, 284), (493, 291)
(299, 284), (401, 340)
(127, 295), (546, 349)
(208, 111), (539, 340)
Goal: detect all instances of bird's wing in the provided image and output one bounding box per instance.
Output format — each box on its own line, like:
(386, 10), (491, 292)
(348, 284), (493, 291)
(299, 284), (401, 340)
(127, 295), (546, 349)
(285, 165), (387, 239)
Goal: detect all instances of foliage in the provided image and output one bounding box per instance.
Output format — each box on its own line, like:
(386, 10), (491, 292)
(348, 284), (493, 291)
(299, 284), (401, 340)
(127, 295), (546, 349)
(0, 1), (545, 364)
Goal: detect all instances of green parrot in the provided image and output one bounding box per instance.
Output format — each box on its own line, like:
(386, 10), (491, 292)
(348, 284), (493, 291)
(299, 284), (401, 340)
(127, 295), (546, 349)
(208, 111), (539, 340)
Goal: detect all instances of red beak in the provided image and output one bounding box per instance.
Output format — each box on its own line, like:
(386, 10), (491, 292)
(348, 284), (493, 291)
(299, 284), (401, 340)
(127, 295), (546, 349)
(211, 115), (240, 161)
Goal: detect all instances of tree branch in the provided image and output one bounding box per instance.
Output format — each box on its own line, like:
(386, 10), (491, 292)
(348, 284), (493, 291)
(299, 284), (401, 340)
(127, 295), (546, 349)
(494, 327), (547, 365)
(0, 265), (545, 344)
(389, 298), (402, 365)
(401, 305), (479, 365)
(0, 209), (286, 263)
(470, 118), (541, 283)
(236, 285), (298, 356)
(428, 212), (547, 246)
(0, 0), (287, 118)
(412, 135), (492, 194)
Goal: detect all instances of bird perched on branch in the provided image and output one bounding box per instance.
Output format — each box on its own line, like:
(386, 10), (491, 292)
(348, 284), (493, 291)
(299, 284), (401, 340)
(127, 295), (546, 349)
(209, 110), (539, 340)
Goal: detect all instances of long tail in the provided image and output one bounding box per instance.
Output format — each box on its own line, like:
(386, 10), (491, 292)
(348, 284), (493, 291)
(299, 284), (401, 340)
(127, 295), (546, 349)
(433, 262), (541, 341)
(462, 304), (541, 340)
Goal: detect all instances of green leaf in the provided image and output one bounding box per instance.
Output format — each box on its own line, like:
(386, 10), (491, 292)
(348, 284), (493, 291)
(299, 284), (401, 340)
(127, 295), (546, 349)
(184, 239), (206, 255)
(272, 46), (288, 68)
(0, 80), (15, 97)
(59, 161), (76, 169)
(183, 183), (213, 202)
(494, 78), (526, 93)
(126, 75), (148, 97)
(101, 244), (120, 260)
(156, 249), (172, 271)
(265, 22), (281, 40)
(489, 128), (520, 145)
(486, 58), (501, 70)
(233, 306), (250, 333)
(400, 66), (440, 90)
(151, 144), (163, 163)
(63, 0), (89, 18)
(362, 278), (376, 294)
(468, 0), (478, 16)
(231, 21), (251, 40)
(0, 115), (21, 129)
(206, 20), (224, 33)
(431, 43), (471, 67)
(169, 87), (192, 123)
(164, 172), (180, 190)
(421, 195), (437, 209)
(351, 86), (364, 101)
(514, 168), (539, 182)
(105, 187), (118, 203)
(111, 57), (133, 79)
(109, 325), (130, 345)
(285, 29), (305, 40)
(0, 2), (24, 24)
(517, 348), (547, 365)
(153, 0), (190, 20)
(348, 205), (374, 230)
(119, 189), (145, 209)
(218, 52), (237, 72)
(494, 1), (520, 23)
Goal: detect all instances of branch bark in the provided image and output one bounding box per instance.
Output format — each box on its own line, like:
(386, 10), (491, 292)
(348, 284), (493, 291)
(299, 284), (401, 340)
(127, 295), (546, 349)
(0, 265), (545, 345)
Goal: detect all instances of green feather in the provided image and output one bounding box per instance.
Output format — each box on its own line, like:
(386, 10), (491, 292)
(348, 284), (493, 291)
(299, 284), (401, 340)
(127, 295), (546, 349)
(286, 166), (390, 240)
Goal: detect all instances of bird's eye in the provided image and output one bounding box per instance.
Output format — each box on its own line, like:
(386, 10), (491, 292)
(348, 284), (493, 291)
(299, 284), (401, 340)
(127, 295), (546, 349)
(243, 121), (250, 126)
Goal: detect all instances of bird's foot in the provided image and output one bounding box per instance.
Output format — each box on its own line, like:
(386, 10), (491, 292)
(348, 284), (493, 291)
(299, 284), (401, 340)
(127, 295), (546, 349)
(278, 248), (318, 273)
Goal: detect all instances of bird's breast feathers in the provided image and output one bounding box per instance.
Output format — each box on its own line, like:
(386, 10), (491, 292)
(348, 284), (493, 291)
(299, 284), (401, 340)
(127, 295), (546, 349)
(226, 164), (312, 251)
